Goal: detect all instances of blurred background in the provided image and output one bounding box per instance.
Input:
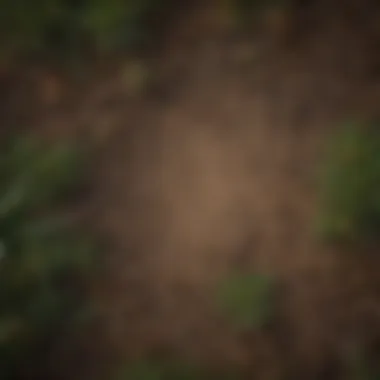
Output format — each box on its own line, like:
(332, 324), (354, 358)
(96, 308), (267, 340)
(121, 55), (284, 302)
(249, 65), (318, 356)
(2, 1), (380, 379)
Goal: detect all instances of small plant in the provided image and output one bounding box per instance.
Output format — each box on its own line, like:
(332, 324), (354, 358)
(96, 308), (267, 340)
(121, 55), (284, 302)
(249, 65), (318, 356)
(216, 273), (276, 331)
(316, 122), (380, 244)
(0, 135), (96, 379)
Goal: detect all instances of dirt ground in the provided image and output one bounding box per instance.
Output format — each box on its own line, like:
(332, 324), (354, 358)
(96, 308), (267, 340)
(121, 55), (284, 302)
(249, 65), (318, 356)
(3, 1), (380, 379)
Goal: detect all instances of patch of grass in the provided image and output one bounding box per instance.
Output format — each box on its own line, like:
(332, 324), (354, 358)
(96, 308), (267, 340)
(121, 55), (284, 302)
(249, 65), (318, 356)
(0, 135), (96, 380)
(316, 122), (380, 244)
(216, 273), (276, 331)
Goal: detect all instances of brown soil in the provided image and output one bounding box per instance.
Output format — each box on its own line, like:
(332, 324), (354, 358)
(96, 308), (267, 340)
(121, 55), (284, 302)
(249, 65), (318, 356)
(3, 1), (380, 379)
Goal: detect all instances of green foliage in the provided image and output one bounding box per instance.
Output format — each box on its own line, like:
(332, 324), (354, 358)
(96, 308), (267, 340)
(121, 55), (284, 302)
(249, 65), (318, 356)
(317, 123), (380, 243)
(0, 0), (169, 60)
(216, 273), (276, 331)
(0, 135), (95, 379)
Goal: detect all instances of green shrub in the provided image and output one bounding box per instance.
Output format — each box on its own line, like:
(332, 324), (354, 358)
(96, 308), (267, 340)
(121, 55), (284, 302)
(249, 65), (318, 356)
(0, 135), (95, 379)
(216, 273), (276, 331)
(317, 123), (380, 243)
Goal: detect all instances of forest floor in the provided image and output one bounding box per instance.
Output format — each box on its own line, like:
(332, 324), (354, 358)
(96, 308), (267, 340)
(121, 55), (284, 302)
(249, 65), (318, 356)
(3, 2), (380, 379)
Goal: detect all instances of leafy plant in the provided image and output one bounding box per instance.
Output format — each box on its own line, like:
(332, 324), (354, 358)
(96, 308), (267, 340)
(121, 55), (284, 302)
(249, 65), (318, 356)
(216, 273), (276, 331)
(0, 135), (95, 380)
(316, 122), (380, 243)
